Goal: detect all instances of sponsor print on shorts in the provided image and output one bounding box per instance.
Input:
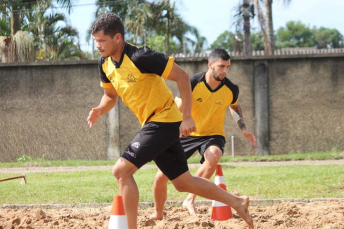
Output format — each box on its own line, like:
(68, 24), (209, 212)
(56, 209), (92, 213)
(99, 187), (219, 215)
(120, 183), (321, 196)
(124, 149), (136, 158)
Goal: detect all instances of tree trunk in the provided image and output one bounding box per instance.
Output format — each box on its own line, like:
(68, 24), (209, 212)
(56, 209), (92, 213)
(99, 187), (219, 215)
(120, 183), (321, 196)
(264, 0), (274, 55)
(11, 3), (21, 36)
(243, 0), (252, 55)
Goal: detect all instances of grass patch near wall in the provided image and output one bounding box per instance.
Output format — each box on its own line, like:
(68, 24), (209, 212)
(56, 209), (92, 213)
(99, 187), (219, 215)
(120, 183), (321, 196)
(0, 164), (343, 205)
(0, 149), (343, 168)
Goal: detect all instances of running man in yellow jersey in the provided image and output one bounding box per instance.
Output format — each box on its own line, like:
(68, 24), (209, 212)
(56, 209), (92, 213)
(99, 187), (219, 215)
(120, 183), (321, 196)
(87, 13), (254, 229)
(151, 49), (256, 219)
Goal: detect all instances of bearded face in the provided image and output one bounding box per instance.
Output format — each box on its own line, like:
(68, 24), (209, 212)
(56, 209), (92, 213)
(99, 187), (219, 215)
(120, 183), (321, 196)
(209, 59), (231, 82)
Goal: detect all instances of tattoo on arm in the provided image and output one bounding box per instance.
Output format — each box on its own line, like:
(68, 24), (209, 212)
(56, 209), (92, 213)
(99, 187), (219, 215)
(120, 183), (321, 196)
(237, 119), (246, 130)
(230, 105), (246, 130)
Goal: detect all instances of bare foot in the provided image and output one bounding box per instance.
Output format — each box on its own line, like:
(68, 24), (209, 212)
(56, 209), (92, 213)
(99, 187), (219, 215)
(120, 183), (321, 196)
(233, 196), (254, 229)
(149, 211), (163, 221)
(182, 199), (199, 215)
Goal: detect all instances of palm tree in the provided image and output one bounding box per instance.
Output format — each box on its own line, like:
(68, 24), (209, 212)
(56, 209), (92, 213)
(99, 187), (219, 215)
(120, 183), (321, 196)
(125, 0), (151, 45)
(22, 1), (82, 61)
(4, 0), (73, 36)
(232, 0), (291, 55)
(0, 31), (34, 62)
(93, 0), (202, 55)
(253, 0), (272, 54)
(145, 0), (202, 54)
(0, 3), (11, 36)
(260, 0), (291, 54)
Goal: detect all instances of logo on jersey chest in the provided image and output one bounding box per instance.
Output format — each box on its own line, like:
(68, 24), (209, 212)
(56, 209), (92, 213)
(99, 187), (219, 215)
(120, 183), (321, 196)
(215, 99), (224, 105)
(127, 73), (136, 83)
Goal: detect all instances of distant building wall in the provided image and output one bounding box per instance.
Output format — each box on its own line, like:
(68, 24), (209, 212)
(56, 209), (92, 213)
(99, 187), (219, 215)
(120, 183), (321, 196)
(0, 53), (343, 162)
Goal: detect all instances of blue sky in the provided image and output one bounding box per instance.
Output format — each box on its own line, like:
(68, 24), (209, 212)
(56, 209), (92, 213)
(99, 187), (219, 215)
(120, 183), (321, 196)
(67, 0), (344, 52)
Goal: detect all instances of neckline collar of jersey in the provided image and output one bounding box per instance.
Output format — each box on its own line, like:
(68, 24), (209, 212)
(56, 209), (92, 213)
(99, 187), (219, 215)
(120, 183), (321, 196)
(202, 72), (225, 93)
(111, 42), (127, 68)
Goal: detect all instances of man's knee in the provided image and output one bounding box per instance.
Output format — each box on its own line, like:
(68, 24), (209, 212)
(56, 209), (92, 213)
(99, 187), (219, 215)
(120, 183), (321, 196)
(171, 173), (192, 192)
(204, 147), (222, 165)
(112, 164), (122, 181)
(112, 158), (137, 181)
(154, 171), (169, 187)
(173, 182), (189, 192)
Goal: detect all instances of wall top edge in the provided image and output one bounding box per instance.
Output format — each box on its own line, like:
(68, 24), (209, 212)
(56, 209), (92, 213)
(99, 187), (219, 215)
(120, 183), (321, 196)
(0, 53), (343, 67)
(174, 53), (344, 62)
(0, 60), (97, 67)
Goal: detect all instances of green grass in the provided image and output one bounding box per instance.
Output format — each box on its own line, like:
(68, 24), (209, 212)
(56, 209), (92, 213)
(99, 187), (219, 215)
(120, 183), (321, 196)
(0, 149), (343, 168)
(0, 164), (343, 205)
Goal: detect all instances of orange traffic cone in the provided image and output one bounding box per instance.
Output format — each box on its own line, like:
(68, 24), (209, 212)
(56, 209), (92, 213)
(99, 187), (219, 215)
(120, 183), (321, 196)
(108, 195), (128, 229)
(211, 165), (233, 221)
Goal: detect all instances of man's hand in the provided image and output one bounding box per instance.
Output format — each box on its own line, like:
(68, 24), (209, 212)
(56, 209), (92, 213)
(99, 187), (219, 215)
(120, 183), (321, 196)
(179, 116), (196, 137)
(87, 108), (101, 128)
(242, 129), (257, 146)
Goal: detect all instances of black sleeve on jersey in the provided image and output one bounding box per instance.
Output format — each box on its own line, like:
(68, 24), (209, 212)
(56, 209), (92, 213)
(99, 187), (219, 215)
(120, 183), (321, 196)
(176, 72), (204, 98)
(131, 46), (170, 76)
(98, 57), (111, 83)
(190, 73), (204, 91)
(225, 79), (239, 104)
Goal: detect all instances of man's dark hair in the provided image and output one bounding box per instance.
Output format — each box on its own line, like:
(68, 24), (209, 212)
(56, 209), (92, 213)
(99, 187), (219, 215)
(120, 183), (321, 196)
(91, 13), (125, 38)
(208, 49), (230, 62)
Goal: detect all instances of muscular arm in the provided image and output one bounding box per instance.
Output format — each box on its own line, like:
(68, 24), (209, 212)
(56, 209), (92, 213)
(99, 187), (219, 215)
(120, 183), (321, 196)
(229, 103), (257, 146)
(229, 103), (246, 130)
(167, 63), (195, 136)
(174, 97), (182, 110)
(87, 87), (119, 128)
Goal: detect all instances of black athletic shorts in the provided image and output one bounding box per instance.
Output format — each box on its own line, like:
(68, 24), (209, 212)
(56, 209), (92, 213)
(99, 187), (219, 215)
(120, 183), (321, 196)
(121, 121), (189, 180)
(181, 135), (226, 164)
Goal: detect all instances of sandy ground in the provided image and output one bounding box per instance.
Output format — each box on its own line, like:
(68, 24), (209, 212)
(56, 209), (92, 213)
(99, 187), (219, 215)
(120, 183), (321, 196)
(1, 200), (343, 228)
(1, 160), (344, 228)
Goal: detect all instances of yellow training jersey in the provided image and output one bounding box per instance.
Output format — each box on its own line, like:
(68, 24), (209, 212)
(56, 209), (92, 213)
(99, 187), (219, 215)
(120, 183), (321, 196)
(176, 72), (239, 137)
(98, 43), (182, 126)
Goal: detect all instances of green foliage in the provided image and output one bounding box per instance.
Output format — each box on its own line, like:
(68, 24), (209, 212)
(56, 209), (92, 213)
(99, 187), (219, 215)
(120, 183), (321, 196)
(275, 21), (343, 49)
(275, 21), (315, 48)
(21, 2), (83, 61)
(0, 14), (11, 36)
(146, 35), (167, 53)
(210, 31), (237, 52)
(250, 30), (265, 51)
(94, 0), (203, 54)
(145, 35), (179, 54)
(210, 29), (266, 52)
(0, 164), (343, 205)
(17, 155), (34, 162)
(17, 154), (48, 164)
(314, 27), (343, 49)
(1, 0), (82, 61)
(2, 150), (341, 168)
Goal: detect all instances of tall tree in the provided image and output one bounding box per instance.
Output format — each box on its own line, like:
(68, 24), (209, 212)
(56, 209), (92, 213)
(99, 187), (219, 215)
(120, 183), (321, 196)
(0, 3), (11, 36)
(3, 0), (73, 36)
(263, 0), (291, 54)
(0, 31), (34, 62)
(146, 0), (202, 54)
(210, 31), (237, 52)
(314, 27), (343, 49)
(243, 0), (252, 55)
(124, 0), (151, 45)
(93, 0), (202, 55)
(275, 21), (314, 48)
(211, 29), (264, 52)
(231, 0), (256, 55)
(22, 1), (82, 61)
(264, 0), (273, 54)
